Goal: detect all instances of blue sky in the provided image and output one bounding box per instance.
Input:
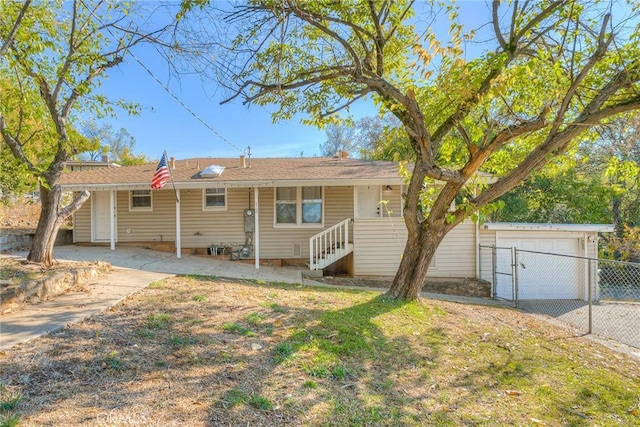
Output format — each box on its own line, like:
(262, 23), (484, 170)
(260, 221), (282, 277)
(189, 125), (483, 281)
(96, 2), (492, 161)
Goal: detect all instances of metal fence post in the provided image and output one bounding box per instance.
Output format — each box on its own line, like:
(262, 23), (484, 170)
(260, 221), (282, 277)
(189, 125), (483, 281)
(588, 259), (592, 334)
(512, 247), (519, 308)
(492, 246), (497, 299)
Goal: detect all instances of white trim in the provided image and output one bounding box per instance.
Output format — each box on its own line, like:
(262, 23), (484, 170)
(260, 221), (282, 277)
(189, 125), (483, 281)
(61, 178), (405, 192)
(91, 191), (117, 243)
(176, 189), (181, 259)
(484, 222), (613, 233)
(109, 190), (116, 250)
(129, 189), (153, 211)
(254, 187), (260, 269)
(202, 187), (228, 211)
(273, 186), (324, 228)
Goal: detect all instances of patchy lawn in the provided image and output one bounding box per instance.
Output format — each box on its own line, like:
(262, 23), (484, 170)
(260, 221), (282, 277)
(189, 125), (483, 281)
(0, 275), (638, 426)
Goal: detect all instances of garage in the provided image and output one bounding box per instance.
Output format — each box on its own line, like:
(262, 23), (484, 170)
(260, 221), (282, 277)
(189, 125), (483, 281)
(480, 223), (613, 301)
(496, 234), (582, 300)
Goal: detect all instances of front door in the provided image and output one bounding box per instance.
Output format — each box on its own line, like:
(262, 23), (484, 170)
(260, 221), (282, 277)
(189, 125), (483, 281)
(92, 191), (112, 241)
(355, 186), (380, 218)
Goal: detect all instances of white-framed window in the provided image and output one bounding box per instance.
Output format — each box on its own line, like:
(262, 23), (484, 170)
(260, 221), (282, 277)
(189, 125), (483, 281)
(203, 187), (227, 210)
(130, 190), (152, 211)
(275, 186), (323, 227)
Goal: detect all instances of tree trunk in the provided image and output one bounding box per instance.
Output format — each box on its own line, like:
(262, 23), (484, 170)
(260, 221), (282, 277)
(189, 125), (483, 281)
(27, 183), (63, 266)
(27, 181), (90, 266)
(612, 197), (623, 238)
(387, 222), (447, 300)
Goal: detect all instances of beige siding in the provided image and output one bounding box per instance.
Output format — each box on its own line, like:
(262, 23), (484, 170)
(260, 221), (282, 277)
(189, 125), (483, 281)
(353, 218), (407, 276)
(116, 190), (177, 242)
(353, 218), (477, 278)
(478, 228), (497, 282)
(73, 193), (92, 242)
(380, 185), (402, 217)
(180, 188), (251, 249)
(257, 186), (354, 258)
(434, 220), (477, 278)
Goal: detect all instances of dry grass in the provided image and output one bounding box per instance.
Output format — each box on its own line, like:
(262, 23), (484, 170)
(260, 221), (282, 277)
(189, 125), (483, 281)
(0, 275), (639, 426)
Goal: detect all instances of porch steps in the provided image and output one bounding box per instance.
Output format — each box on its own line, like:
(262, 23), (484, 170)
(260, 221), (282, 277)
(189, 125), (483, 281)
(309, 218), (353, 270)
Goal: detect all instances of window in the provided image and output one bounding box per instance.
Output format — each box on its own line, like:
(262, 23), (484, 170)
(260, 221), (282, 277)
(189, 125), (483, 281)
(302, 186), (322, 223)
(276, 187), (297, 223)
(275, 186), (323, 226)
(130, 190), (152, 210)
(203, 188), (227, 210)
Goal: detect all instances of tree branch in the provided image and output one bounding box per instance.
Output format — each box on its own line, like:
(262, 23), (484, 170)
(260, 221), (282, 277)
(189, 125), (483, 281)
(0, 0), (32, 57)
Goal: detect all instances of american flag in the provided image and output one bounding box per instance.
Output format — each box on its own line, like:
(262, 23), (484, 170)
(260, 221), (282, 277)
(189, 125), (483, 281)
(150, 153), (171, 189)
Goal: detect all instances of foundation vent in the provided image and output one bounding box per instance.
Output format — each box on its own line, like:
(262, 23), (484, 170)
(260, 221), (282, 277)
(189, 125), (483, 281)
(292, 243), (302, 258)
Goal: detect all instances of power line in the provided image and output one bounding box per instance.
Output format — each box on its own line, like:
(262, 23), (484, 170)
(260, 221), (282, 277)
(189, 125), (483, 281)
(80, 0), (245, 155)
(128, 51), (246, 155)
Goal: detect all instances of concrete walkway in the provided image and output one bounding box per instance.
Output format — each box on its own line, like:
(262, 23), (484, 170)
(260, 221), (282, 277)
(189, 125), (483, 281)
(0, 245), (307, 350)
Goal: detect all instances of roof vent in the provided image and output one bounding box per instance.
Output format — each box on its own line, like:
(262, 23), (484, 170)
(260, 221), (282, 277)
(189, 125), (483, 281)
(199, 165), (225, 178)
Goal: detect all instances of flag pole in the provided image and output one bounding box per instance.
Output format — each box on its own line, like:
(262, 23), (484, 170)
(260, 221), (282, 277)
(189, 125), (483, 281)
(164, 150), (179, 203)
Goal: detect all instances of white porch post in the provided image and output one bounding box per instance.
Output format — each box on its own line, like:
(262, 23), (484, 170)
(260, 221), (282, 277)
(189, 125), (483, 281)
(176, 189), (181, 259)
(254, 187), (260, 269)
(109, 190), (116, 251)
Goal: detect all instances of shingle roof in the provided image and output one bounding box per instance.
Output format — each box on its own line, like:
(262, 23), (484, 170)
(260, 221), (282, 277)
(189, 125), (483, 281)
(60, 157), (403, 188)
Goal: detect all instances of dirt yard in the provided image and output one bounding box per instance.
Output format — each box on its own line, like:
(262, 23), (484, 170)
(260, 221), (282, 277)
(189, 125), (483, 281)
(0, 275), (638, 426)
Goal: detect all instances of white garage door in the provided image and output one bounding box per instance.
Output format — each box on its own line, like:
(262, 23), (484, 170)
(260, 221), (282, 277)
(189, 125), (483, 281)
(496, 235), (583, 300)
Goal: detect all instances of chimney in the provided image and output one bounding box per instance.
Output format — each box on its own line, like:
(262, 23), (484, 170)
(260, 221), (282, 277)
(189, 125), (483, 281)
(240, 155), (246, 168)
(170, 156), (176, 169)
(101, 154), (109, 163)
(338, 150), (349, 160)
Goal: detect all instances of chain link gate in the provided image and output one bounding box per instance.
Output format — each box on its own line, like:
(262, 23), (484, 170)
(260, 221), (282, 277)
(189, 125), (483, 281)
(479, 245), (640, 349)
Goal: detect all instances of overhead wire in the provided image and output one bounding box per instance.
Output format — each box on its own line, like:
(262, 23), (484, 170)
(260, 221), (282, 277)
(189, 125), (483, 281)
(80, 0), (246, 155)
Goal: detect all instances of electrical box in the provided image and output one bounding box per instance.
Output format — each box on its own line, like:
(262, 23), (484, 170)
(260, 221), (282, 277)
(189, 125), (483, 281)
(244, 209), (255, 232)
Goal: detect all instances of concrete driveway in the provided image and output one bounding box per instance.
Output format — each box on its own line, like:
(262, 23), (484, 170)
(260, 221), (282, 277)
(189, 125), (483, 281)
(518, 299), (640, 351)
(43, 245), (306, 283)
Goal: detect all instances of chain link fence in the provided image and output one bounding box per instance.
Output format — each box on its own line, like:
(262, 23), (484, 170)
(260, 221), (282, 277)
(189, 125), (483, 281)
(479, 245), (640, 349)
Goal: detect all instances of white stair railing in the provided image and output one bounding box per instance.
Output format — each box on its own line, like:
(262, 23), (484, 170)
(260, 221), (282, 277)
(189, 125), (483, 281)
(309, 218), (352, 270)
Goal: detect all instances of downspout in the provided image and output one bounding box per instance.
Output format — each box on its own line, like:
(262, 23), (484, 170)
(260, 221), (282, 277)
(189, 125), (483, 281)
(110, 190), (116, 251)
(475, 217), (480, 279)
(254, 187), (260, 269)
(474, 186), (479, 278)
(176, 189), (181, 259)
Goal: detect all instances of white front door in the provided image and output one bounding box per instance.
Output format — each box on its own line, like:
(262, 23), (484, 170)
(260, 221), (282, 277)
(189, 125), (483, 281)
(355, 186), (380, 218)
(92, 191), (112, 241)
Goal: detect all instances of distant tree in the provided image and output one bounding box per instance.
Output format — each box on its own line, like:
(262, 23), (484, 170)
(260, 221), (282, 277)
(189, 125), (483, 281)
(591, 115), (640, 236)
(0, 1), (173, 265)
(320, 123), (356, 156)
(355, 115), (410, 160)
(493, 114), (640, 232)
(80, 120), (147, 165)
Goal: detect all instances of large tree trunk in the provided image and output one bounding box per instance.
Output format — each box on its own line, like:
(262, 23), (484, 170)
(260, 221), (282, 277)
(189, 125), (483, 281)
(27, 181), (89, 266)
(386, 222), (448, 300)
(27, 183), (64, 266)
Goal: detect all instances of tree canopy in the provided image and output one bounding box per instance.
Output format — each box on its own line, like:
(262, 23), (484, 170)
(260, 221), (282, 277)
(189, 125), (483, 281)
(177, 0), (640, 299)
(0, 0), (174, 264)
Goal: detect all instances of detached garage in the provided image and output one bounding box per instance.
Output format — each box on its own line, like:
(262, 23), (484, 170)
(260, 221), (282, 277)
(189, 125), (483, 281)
(479, 223), (613, 301)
